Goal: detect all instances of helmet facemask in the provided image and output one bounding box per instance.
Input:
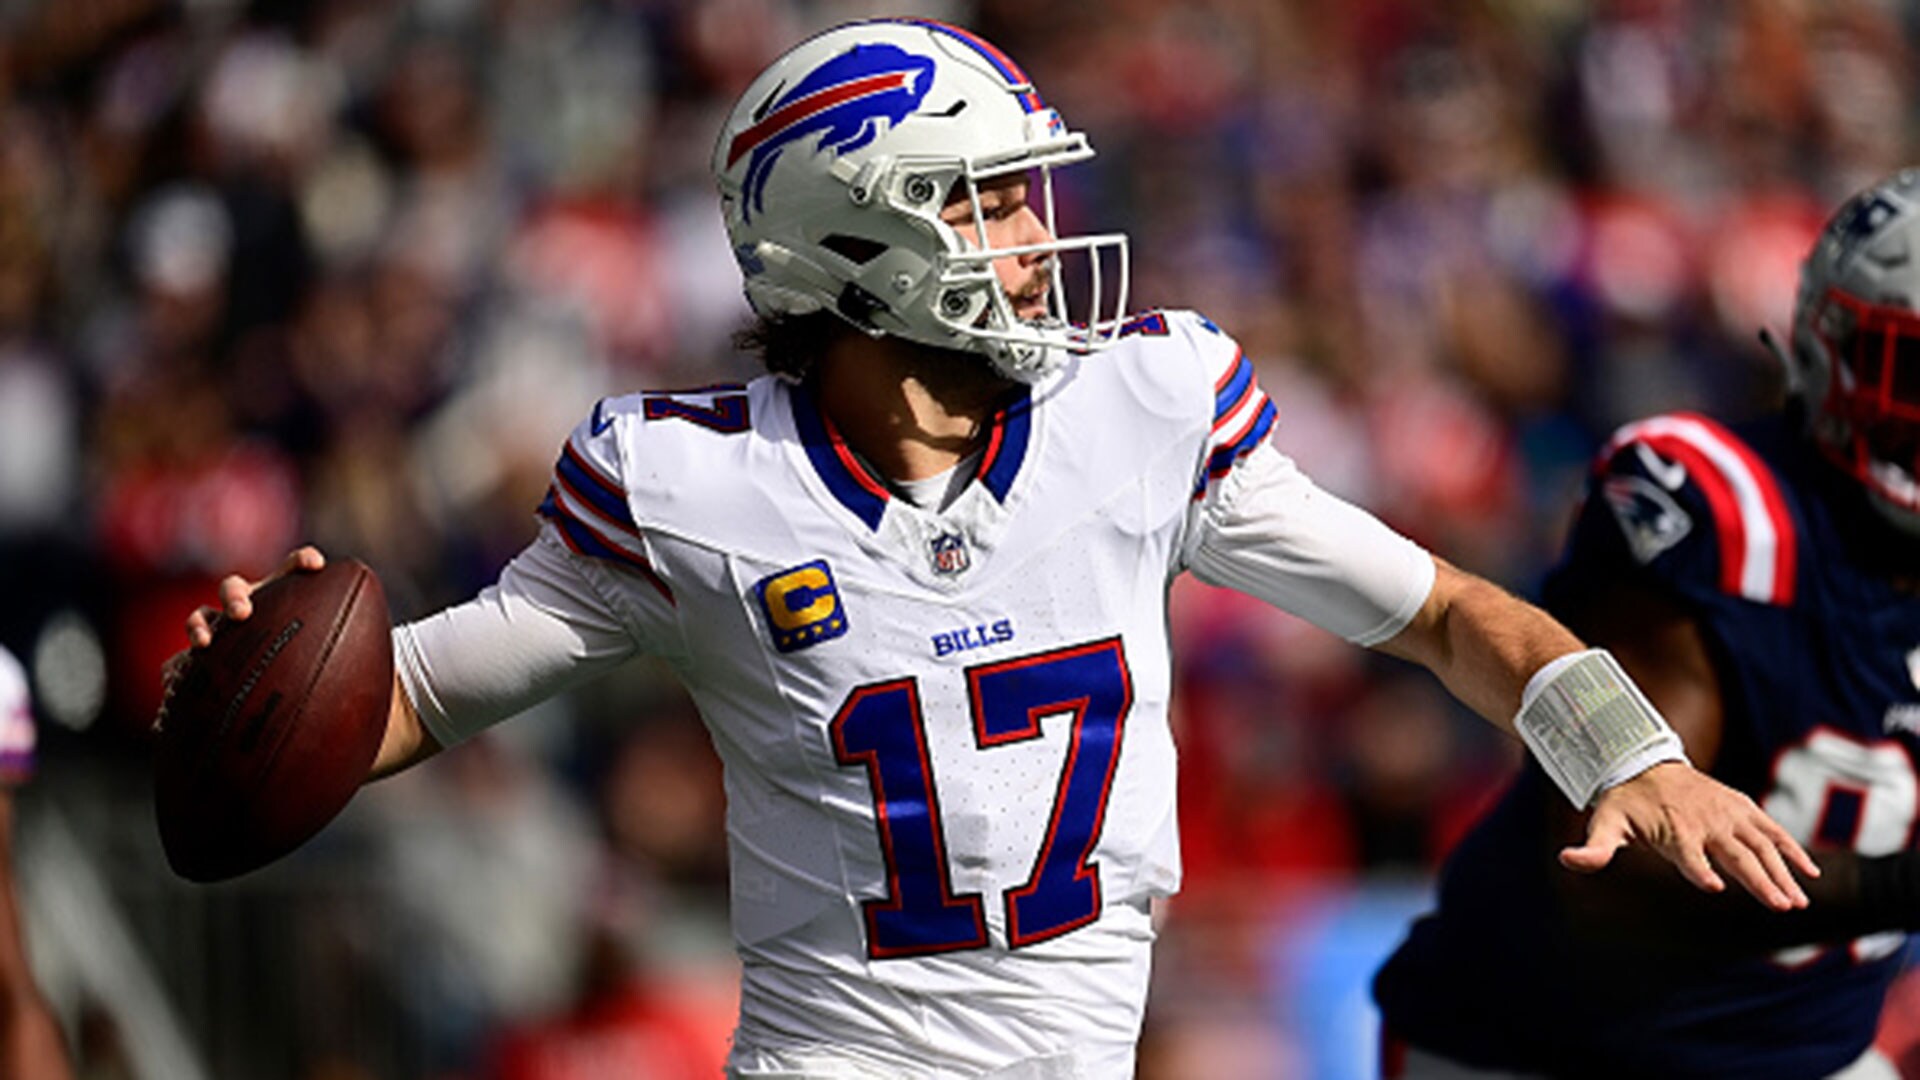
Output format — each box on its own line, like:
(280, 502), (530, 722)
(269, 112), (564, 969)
(1801, 286), (1920, 523)
(928, 157), (1131, 382)
(1778, 169), (1920, 534)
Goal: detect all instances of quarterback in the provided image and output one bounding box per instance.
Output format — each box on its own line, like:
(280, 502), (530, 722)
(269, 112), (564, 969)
(182, 20), (1817, 1078)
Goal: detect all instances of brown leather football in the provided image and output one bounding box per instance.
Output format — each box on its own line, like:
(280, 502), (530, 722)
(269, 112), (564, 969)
(155, 559), (392, 883)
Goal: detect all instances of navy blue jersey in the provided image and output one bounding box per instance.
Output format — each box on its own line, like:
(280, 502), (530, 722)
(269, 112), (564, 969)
(1375, 412), (1920, 1078)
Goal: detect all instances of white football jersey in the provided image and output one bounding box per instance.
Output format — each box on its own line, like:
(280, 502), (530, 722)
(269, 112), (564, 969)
(397, 310), (1433, 1076)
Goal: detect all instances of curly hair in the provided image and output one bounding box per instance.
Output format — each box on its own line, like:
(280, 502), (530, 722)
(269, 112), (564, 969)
(732, 311), (853, 381)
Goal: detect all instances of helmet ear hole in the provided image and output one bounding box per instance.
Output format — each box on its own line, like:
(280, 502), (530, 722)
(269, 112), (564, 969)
(822, 234), (888, 265)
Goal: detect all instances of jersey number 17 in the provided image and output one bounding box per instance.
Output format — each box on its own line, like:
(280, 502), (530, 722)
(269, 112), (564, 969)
(832, 638), (1133, 959)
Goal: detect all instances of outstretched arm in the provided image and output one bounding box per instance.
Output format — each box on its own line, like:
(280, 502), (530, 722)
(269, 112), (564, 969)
(1181, 444), (1815, 910)
(1375, 557), (1816, 911)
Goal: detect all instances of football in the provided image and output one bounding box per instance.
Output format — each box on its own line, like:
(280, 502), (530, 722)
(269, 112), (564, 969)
(154, 559), (393, 883)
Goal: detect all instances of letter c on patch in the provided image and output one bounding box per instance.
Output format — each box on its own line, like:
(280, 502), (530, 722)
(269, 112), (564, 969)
(753, 559), (850, 654)
(766, 566), (836, 630)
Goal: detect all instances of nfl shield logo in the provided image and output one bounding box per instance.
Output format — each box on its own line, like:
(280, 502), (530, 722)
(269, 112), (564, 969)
(930, 532), (970, 576)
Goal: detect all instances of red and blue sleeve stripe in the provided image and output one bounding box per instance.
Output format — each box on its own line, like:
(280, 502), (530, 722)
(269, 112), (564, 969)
(1212, 351), (1254, 427)
(537, 486), (674, 604)
(538, 440), (673, 604)
(555, 443), (637, 532)
(1194, 398), (1277, 498)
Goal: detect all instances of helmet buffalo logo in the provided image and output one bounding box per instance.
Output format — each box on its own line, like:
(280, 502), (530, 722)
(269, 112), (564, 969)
(728, 44), (936, 221)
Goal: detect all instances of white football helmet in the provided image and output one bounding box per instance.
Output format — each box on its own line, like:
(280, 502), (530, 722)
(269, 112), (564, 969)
(712, 18), (1129, 383)
(1775, 169), (1920, 534)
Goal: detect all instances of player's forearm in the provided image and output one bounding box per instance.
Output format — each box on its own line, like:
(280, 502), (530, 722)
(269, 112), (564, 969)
(1378, 558), (1585, 733)
(367, 677), (440, 781)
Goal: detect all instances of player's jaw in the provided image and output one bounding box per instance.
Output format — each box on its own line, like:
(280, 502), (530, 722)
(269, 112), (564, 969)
(1005, 265), (1052, 322)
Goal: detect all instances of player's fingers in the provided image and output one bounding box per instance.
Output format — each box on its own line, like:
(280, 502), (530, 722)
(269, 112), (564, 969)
(283, 546), (326, 574)
(1736, 823), (1810, 907)
(1707, 834), (1794, 911)
(1670, 837), (1727, 896)
(186, 604), (222, 648)
(219, 574), (256, 620)
(1761, 817), (1821, 880)
(1559, 811), (1630, 873)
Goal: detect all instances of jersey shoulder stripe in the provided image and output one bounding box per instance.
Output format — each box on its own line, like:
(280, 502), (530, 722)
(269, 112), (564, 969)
(1197, 396), (1278, 498)
(1132, 310), (1274, 500)
(537, 486), (674, 604)
(1598, 412), (1798, 605)
(1213, 350), (1255, 428)
(539, 399), (675, 603)
(555, 441), (637, 533)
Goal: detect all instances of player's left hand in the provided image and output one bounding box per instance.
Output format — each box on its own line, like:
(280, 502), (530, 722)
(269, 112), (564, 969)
(1561, 761), (1820, 911)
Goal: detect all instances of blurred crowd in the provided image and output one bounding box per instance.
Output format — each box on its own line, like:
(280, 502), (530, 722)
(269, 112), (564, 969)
(0, 0), (1916, 1076)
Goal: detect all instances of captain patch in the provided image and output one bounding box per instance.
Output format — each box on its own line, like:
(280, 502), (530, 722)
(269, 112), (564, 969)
(756, 560), (849, 653)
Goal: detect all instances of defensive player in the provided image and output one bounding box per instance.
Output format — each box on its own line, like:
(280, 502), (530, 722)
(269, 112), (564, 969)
(1375, 171), (1920, 1078)
(0, 646), (74, 1080)
(180, 20), (1818, 1078)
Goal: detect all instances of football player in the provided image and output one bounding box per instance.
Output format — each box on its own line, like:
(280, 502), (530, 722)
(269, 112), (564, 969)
(0, 646), (73, 1080)
(1375, 171), (1920, 1078)
(181, 20), (1816, 1077)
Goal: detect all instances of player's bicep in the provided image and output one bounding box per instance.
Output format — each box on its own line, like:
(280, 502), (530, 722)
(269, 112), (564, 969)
(1187, 443), (1435, 644)
(394, 529), (645, 748)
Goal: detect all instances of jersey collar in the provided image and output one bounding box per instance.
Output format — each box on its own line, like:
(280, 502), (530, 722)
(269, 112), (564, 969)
(790, 381), (1035, 531)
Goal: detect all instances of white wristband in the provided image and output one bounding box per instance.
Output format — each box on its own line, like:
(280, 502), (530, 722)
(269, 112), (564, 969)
(1515, 649), (1690, 809)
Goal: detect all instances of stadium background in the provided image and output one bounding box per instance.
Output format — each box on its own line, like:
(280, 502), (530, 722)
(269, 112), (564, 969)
(1, 0), (1916, 1075)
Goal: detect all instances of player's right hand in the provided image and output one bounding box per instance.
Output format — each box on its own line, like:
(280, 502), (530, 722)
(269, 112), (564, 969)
(184, 546), (329, 646)
(158, 547), (328, 733)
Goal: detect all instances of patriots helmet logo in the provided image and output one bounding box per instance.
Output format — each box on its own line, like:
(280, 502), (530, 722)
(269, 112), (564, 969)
(726, 44), (936, 221)
(1602, 474), (1693, 565)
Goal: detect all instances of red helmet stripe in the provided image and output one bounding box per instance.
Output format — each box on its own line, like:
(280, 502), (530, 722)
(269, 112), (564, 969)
(727, 72), (912, 167)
